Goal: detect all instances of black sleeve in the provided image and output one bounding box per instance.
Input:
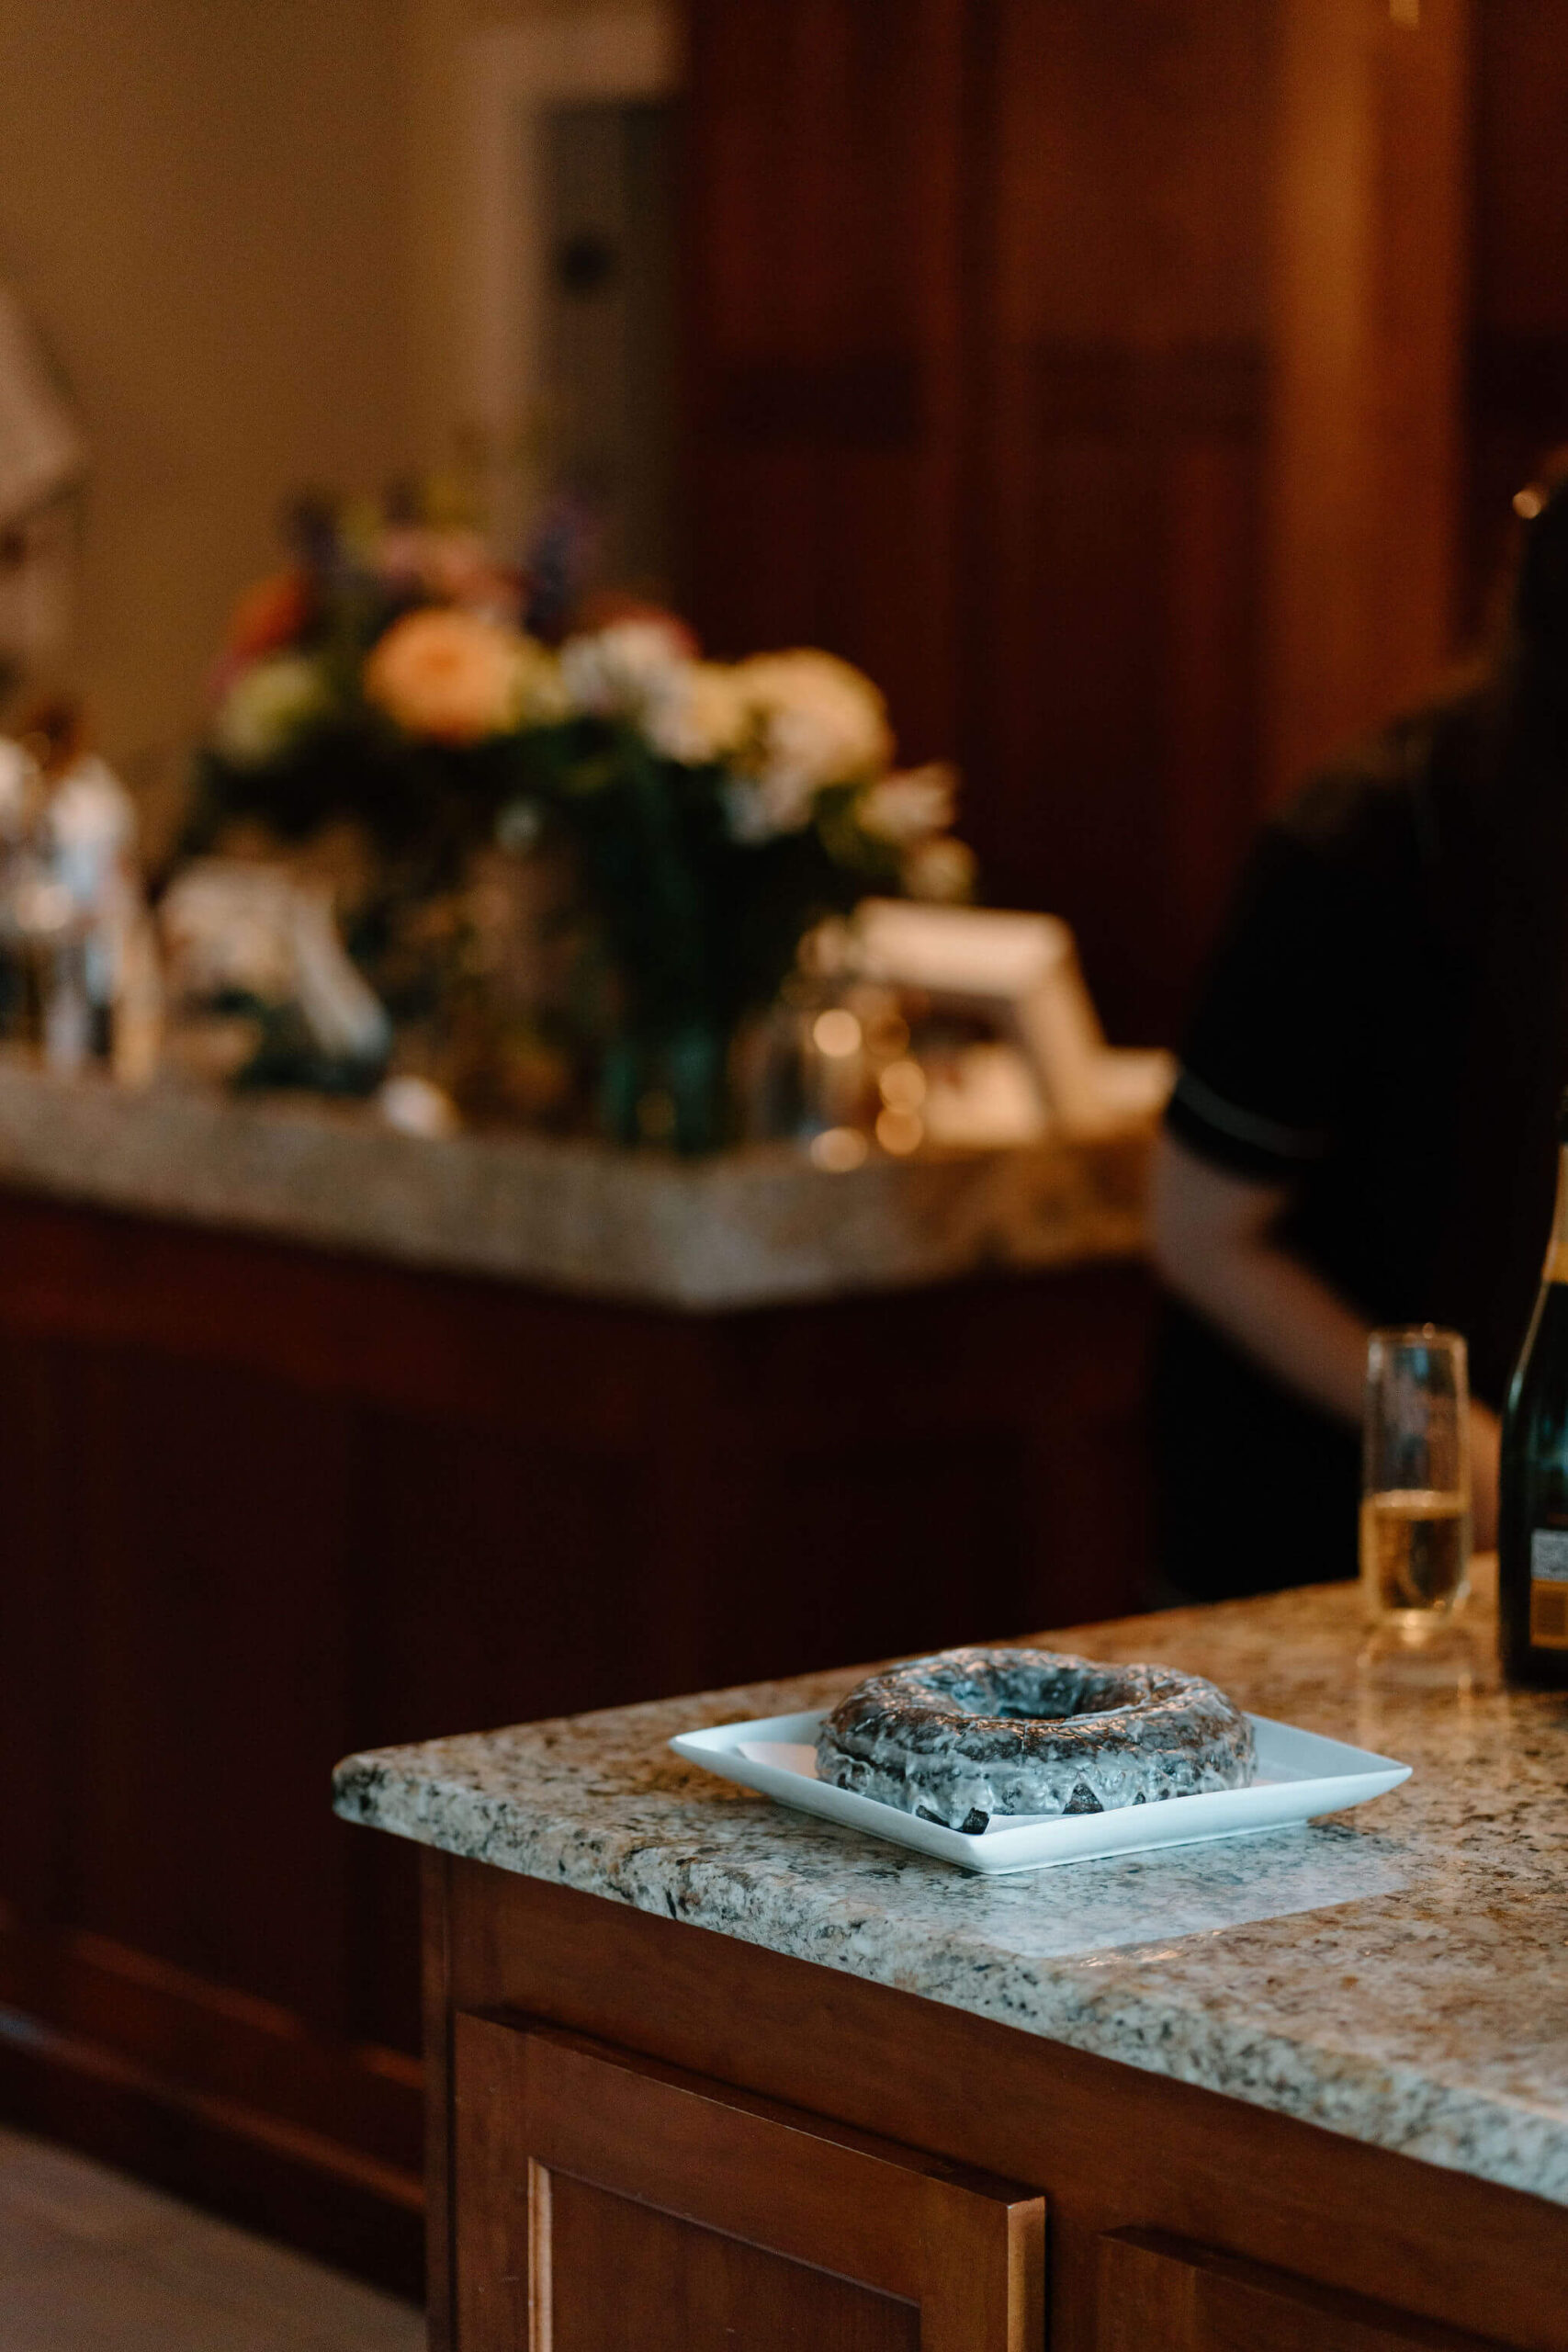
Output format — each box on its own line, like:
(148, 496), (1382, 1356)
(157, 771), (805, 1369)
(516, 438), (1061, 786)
(1165, 797), (1380, 1182)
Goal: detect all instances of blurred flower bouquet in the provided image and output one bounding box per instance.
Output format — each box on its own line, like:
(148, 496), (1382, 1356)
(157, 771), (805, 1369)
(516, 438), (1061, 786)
(184, 493), (973, 1149)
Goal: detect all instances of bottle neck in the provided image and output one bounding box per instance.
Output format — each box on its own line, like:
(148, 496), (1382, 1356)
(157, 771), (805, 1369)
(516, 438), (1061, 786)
(1546, 1144), (1568, 1284)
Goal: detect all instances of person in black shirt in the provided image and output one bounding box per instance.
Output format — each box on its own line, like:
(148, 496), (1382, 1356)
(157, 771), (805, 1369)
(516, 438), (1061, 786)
(1151, 461), (1568, 1600)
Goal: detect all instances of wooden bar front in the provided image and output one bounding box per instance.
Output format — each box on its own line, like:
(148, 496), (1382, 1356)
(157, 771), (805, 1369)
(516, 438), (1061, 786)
(0, 1185), (1152, 2290)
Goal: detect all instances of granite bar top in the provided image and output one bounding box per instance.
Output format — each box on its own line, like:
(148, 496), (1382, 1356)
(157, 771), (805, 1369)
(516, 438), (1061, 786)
(334, 1581), (1568, 2207)
(0, 1056), (1146, 1310)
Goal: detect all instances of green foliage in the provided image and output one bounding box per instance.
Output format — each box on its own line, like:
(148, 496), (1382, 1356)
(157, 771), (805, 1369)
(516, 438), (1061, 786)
(179, 709), (917, 1146)
(516, 723), (902, 1035)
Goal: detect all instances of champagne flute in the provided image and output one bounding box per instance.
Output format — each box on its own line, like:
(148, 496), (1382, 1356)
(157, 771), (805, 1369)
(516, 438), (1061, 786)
(1360, 1327), (1472, 1631)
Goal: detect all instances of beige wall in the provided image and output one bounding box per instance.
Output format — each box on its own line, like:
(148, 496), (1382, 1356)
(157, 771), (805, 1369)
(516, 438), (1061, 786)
(0, 0), (408, 806)
(0, 0), (620, 830)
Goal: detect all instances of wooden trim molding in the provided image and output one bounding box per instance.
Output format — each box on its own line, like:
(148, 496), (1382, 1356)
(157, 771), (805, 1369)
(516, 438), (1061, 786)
(0, 1916), (423, 2291)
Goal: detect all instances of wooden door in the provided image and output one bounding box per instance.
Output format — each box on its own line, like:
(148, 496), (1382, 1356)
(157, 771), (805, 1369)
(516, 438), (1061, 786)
(452, 2012), (1043, 2349)
(1099, 2229), (1513, 2352)
(682, 0), (966, 771)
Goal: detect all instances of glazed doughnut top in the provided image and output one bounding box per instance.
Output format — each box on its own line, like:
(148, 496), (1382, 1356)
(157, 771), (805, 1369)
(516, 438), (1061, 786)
(815, 1645), (1256, 1832)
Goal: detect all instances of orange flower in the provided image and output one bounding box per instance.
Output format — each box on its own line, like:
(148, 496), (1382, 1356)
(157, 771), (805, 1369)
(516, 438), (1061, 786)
(364, 608), (535, 745)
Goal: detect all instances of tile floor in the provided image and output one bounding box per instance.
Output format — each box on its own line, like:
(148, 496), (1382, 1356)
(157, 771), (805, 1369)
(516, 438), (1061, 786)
(0, 2123), (425, 2349)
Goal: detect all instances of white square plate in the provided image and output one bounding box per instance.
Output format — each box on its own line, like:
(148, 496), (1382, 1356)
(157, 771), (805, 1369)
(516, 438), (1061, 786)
(669, 1711), (1411, 1874)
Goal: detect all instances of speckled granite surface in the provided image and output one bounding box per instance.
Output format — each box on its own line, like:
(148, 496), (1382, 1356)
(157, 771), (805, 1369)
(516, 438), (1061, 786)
(0, 1056), (1146, 1308)
(333, 1581), (1568, 2206)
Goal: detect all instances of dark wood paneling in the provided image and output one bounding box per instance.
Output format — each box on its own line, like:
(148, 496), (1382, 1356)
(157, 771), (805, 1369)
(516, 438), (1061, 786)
(0, 1334), (77, 1925)
(0, 1188), (1152, 2287)
(684, 1), (1474, 1043)
(1465, 2), (1568, 630)
(960, 1), (1274, 1041)
(73, 1348), (355, 2025)
(1268, 0), (1467, 801)
(684, 0), (1276, 1044)
(0, 1922), (423, 2297)
(682, 0), (965, 763)
(0, 1919), (420, 2173)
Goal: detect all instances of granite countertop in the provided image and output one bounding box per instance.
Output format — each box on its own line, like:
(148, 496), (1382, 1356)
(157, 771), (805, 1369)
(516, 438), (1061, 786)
(334, 1581), (1568, 2207)
(0, 1056), (1148, 1309)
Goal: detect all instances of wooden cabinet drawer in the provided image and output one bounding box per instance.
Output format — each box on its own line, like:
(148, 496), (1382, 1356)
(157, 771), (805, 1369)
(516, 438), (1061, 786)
(452, 2010), (1043, 2350)
(1099, 2228), (1514, 2352)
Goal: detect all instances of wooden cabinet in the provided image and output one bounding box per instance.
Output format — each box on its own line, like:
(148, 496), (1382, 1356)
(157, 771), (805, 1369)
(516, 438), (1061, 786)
(425, 1860), (1568, 2352)
(1099, 2229), (1509, 2352)
(452, 2014), (1043, 2350)
(446, 2041), (1518, 2352)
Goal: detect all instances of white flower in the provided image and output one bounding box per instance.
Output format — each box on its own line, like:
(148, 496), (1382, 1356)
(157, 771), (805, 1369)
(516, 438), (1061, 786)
(859, 762), (957, 843)
(732, 650), (893, 831)
(213, 652), (333, 766)
(643, 662), (750, 764)
(558, 619), (691, 719)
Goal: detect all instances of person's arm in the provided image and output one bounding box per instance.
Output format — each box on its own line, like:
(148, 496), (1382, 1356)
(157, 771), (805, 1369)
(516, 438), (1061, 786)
(1152, 1129), (1370, 1422)
(1151, 1128), (1501, 1543)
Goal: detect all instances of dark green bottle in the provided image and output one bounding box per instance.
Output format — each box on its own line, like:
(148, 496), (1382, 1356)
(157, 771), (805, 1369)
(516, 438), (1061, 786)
(1499, 1091), (1568, 1687)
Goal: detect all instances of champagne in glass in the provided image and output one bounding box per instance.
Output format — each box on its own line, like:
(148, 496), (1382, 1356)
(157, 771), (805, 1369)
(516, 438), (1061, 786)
(1361, 1329), (1471, 1633)
(1359, 1487), (1470, 1617)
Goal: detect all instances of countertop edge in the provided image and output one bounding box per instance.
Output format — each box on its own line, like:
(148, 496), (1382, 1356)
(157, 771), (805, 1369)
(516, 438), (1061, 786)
(0, 1058), (1150, 1309)
(330, 1754), (1568, 2212)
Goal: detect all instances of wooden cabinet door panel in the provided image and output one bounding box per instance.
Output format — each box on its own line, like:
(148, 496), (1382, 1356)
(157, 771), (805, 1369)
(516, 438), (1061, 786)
(453, 2012), (1043, 2350)
(547, 2172), (917, 2352)
(1100, 2228), (1513, 2352)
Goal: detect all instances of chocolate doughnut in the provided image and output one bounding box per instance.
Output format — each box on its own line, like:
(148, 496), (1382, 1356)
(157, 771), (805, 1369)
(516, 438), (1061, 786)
(815, 1645), (1255, 1832)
